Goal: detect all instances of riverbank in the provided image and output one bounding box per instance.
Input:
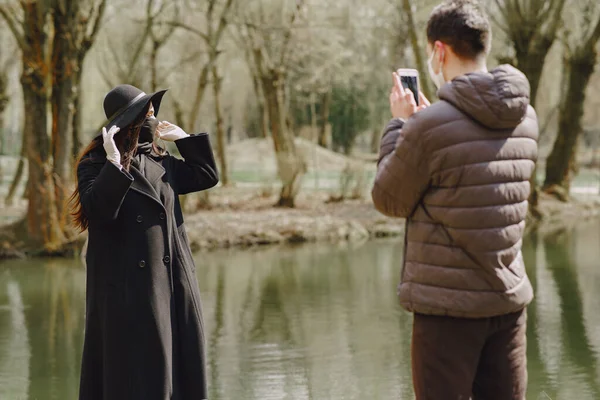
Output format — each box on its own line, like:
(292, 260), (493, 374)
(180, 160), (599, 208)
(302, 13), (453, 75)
(180, 189), (402, 251)
(179, 188), (600, 251)
(526, 191), (600, 235)
(1, 185), (600, 259)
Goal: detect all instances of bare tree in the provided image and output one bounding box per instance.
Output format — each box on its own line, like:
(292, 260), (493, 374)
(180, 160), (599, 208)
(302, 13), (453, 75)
(236, 0), (309, 207)
(51, 0), (107, 229)
(287, 2), (346, 150)
(166, 0), (236, 185)
(95, 1), (187, 134)
(544, 1), (600, 196)
(146, 0), (179, 91)
(493, 0), (567, 107)
(492, 0), (567, 213)
(0, 0), (106, 251)
(96, 2), (157, 89)
(211, 63), (229, 185)
(241, 44), (269, 139)
(0, 1), (64, 248)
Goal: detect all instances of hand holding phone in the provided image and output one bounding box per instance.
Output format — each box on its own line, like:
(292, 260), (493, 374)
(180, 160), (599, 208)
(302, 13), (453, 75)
(396, 69), (420, 106)
(390, 69), (430, 120)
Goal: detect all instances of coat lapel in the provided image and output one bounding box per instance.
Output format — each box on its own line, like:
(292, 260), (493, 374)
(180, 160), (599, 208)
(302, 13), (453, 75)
(143, 156), (166, 186)
(130, 155), (166, 207)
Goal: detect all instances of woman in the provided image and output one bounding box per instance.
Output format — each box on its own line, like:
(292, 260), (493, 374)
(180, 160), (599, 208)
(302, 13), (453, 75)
(69, 84), (218, 400)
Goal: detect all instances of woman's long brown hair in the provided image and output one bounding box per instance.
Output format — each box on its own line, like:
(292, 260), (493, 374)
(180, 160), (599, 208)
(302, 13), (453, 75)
(69, 105), (149, 232)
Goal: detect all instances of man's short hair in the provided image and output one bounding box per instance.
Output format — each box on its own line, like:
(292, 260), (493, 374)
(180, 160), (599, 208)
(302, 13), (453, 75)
(426, 0), (491, 60)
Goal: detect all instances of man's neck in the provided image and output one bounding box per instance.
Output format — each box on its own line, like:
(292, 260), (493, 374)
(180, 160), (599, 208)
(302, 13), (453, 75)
(445, 58), (488, 82)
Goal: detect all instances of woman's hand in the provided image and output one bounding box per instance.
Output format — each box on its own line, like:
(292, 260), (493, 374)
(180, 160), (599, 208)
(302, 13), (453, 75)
(157, 121), (190, 142)
(102, 125), (121, 167)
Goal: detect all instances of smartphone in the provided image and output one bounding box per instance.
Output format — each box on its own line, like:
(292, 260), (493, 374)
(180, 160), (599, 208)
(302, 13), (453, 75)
(396, 69), (420, 105)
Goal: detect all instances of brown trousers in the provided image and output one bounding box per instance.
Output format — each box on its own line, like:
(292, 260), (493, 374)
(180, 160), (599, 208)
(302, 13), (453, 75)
(411, 309), (527, 400)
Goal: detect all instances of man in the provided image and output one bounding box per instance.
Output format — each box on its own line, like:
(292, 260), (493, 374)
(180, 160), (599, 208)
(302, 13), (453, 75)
(371, 1), (538, 399)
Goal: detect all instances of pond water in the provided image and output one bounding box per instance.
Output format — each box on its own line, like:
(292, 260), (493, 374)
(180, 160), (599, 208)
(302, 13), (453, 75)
(0, 222), (599, 399)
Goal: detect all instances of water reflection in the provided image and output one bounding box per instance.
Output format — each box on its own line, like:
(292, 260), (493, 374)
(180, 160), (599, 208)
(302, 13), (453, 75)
(0, 279), (30, 399)
(0, 259), (85, 400)
(0, 223), (599, 399)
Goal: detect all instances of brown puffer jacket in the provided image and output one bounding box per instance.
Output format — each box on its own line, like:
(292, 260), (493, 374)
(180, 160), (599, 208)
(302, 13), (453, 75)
(372, 65), (538, 318)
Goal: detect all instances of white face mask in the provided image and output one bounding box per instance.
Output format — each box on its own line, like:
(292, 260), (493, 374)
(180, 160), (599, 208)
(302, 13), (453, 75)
(428, 48), (446, 90)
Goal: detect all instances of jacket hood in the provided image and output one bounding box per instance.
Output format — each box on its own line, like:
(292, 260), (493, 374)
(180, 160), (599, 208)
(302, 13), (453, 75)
(438, 65), (530, 130)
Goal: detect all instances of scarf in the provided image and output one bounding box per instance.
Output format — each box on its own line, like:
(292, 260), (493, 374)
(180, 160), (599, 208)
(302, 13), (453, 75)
(136, 141), (154, 156)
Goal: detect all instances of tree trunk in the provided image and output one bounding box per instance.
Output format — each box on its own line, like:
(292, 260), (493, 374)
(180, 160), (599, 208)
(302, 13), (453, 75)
(173, 99), (186, 128)
(21, 71), (65, 249)
(0, 72), (7, 160)
(514, 43), (552, 109)
(249, 73), (268, 138)
(261, 71), (305, 208)
(401, 0), (435, 101)
(150, 42), (159, 92)
(51, 20), (76, 231)
(318, 91), (331, 148)
(310, 92), (318, 142)
(71, 67), (84, 161)
(18, 0), (65, 249)
(211, 63), (228, 185)
(515, 51), (547, 210)
(188, 64), (211, 130)
(5, 136), (25, 206)
(260, 102), (269, 139)
(0, 102), (4, 185)
(506, 33), (557, 213)
(544, 52), (597, 195)
(370, 128), (380, 154)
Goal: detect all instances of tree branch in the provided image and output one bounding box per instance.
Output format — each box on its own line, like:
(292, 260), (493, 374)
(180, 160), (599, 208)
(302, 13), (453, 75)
(585, 11), (600, 48)
(81, 0), (107, 55)
(96, 61), (115, 89)
(492, 0), (513, 29)
(159, 21), (210, 43)
(126, 13), (154, 81)
(105, 36), (128, 80)
(160, 49), (205, 82)
(544, 0), (566, 38)
(0, 5), (28, 51)
(155, 0), (178, 43)
(213, 0), (235, 46)
(536, 0), (555, 25)
(279, 0), (307, 67)
(207, 0), (217, 22)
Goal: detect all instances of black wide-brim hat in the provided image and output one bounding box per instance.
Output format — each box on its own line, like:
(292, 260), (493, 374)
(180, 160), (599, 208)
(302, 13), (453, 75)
(103, 84), (168, 132)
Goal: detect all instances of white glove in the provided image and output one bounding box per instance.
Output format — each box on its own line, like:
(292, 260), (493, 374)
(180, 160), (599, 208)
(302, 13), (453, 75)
(102, 125), (121, 167)
(156, 121), (190, 142)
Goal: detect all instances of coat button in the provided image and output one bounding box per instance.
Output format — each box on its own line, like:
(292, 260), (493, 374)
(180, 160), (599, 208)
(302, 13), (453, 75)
(163, 255), (170, 264)
(139, 260), (146, 268)
(136, 215), (143, 223)
(159, 212), (166, 220)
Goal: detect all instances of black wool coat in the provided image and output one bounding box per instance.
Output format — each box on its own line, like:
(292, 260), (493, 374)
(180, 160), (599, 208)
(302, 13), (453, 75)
(77, 134), (218, 400)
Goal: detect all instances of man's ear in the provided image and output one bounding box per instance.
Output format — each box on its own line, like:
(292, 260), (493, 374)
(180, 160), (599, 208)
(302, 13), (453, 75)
(434, 41), (445, 63)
